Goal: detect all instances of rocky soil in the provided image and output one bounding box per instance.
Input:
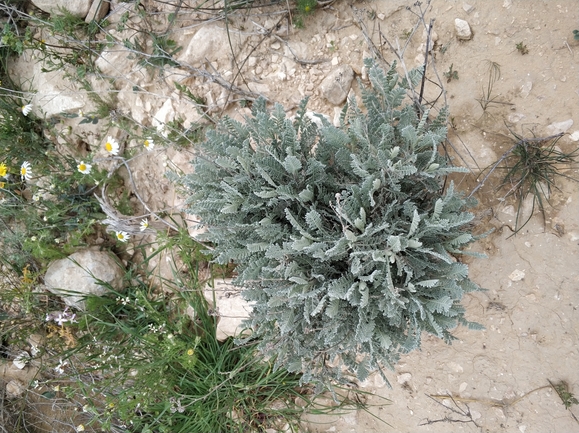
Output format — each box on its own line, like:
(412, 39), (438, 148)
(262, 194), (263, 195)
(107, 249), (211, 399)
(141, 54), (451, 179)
(3, 0), (579, 432)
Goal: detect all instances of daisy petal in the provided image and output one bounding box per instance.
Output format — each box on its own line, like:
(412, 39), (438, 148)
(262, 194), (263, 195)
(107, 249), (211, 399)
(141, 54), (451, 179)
(22, 104), (33, 116)
(20, 161), (32, 181)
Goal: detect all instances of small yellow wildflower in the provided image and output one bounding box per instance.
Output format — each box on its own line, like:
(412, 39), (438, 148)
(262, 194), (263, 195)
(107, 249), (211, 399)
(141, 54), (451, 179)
(76, 425), (85, 432)
(187, 348), (194, 356)
(0, 162), (7, 177)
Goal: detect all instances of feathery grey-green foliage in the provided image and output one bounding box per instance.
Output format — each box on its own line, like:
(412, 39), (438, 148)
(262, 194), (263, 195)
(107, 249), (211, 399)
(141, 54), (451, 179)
(175, 59), (483, 387)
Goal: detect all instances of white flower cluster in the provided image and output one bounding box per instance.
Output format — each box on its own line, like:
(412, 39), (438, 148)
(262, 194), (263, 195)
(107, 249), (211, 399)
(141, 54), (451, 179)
(45, 307), (77, 326)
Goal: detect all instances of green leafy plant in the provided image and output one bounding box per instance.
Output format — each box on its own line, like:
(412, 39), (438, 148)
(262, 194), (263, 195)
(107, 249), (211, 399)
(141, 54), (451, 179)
(549, 380), (579, 410)
(476, 60), (511, 115)
(0, 91), (106, 267)
(177, 59), (484, 387)
(52, 239), (372, 433)
(573, 29), (579, 41)
(515, 42), (528, 55)
(297, 0), (317, 14)
(443, 63), (459, 82)
(498, 131), (578, 234)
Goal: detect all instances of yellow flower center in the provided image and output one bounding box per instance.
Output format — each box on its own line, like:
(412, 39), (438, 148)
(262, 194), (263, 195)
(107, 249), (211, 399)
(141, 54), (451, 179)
(79, 164), (86, 171)
(144, 140), (150, 147)
(21, 167), (27, 175)
(117, 233), (124, 240)
(187, 349), (194, 356)
(0, 182), (5, 188)
(105, 142), (113, 152)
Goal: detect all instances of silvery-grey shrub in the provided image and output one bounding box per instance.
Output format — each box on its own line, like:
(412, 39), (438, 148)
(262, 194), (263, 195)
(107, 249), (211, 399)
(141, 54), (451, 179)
(175, 59), (483, 387)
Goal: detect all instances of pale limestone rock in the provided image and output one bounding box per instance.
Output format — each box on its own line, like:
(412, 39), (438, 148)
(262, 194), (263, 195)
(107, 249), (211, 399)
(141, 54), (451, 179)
(152, 97), (176, 133)
(463, 2), (475, 13)
(95, 46), (139, 78)
(455, 18), (473, 41)
(320, 64), (354, 105)
(202, 279), (254, 341)
(519, 81), (533, 98)
(6, 379), (26, 399)
(304, 111), (331, 129)
(44, 249), (125, 309)
(546, 119), (573, 135)
(9, 55), (95, 118)
(397, 372), (412, 385)
(509, 269), (525, 282)
(508, 112), (526, 123)
(179, 25), (235, 67)
(569, 131), (579, 141)
(85, 0), (110, 22)
(31, 0), (92, 18)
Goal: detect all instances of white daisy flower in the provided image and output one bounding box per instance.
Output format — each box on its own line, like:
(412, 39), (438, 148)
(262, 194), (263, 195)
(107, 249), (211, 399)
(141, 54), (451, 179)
(13, 351), (30, 370)
(143, 138), (155, 151)
(22, 104), (33, 116)
(54, 358), (68, 375)
(104, 136), (120, 155)
(139, 218), (149, 231)
(20, 161), (32, 181)
(115, 231), (130, 242)
(77, 161), (92, 174)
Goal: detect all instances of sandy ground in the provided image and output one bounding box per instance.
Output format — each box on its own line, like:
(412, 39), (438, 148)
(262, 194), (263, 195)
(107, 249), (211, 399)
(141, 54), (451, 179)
(3, 1), (578, 432)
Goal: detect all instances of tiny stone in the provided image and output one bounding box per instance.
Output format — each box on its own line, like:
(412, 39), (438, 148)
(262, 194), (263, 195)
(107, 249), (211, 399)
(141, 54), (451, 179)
(459, 382), (468, 392)
(509, 269), (525, 281)
(374, 373), (387, 388)
(508, 113), (526, 123)
(569, 131), (579, 141)
(397, 372), (412, 384)
(6, 380), (26, 399)
(455, 18), (473, 40)
(519, 81), (532, 98)
(331, 56), (339, 66)
(333, 107), (342, 127)
(471, 410), (482, 420)
(546, 119), (573, 135)
(377, 13), (385, 20)
(463, 2), (475, 13)
(271, 42), (281, 50)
